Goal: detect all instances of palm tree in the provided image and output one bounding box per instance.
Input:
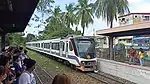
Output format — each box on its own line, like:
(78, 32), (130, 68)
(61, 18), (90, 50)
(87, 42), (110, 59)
(46, 6), (62, 32)
(93, 0), (130, 59)
(61, 3), (76, 28)
(37, 0), (55, 15)
(75, 0), (94, 36)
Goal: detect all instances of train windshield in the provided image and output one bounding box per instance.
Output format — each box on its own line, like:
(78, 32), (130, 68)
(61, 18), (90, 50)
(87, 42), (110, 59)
(76, 39), (95, 59)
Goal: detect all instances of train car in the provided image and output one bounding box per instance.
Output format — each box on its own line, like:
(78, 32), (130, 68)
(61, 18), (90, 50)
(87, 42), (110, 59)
(26, 36), (97, 71)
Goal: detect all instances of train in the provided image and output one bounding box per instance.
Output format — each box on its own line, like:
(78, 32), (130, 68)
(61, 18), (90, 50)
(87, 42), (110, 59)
(26, 36), (97, 71)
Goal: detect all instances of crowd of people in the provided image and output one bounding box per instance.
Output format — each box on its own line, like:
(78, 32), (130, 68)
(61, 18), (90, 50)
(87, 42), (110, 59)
(0, 45), (72, 84)
(129, 47), (145, 66)
(0, 46), (36, 84)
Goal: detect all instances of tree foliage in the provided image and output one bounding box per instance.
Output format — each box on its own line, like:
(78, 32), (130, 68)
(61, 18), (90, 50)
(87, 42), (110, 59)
(38, 4), (82, 40)
(36, 0), (55, 15)
(31, 0), (130, 40)
(75, 0), (94, 36)
(61, 3), (76, 28)
(6, 33), (26, 46)
(26, 33), (36, 42)
(93, 0), (130, 28)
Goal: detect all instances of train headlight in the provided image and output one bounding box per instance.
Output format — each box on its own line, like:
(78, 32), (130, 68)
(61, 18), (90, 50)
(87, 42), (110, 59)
(81, 61), (85, 64)
(81, 61), (85, 66)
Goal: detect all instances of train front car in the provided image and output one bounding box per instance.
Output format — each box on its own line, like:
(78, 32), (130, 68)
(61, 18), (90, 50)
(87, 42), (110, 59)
(72, 36), (97, 71)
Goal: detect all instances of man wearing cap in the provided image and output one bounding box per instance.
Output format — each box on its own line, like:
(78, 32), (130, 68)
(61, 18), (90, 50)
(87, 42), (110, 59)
(18, 58), (36, 84)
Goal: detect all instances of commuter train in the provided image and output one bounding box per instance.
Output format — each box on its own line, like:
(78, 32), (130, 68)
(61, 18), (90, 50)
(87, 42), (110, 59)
(26, 36), (97, 71)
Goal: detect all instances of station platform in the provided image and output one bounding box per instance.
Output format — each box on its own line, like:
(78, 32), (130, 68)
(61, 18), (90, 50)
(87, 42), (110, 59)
(97, 58), (150, 84)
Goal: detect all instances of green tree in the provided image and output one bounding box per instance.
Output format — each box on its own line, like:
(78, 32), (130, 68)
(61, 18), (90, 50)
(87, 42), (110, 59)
(61, 3), (76, 28)
(6, 33), (26, 45)
(37, 0), (55, 15)
(26, 33), (36, 42)
(93, 0), (129, 28)
(45, 6), (62, 32)
(75, 0), (94, 36)
(93, 0), (130, 59)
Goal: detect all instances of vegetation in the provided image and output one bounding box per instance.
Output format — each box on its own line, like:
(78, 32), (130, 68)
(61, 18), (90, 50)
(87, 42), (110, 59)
(40, 4), (81, 40)
(6, 33), (26, 46)
(28, 50), (71, 73)
(33, 0), (130, 40)
(26, 33), (36, 42)
(93, 0), (130, 28)
(37, 0), (54, 14)
(76, 0), (94, 36)
(5, 0), (130, 45)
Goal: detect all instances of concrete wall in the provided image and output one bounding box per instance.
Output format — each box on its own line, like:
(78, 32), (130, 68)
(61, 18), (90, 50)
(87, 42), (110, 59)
(98, 58), (150, 84)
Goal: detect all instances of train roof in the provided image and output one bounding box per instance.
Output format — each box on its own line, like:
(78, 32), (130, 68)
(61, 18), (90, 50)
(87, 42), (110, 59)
(26, 36), (94, 43)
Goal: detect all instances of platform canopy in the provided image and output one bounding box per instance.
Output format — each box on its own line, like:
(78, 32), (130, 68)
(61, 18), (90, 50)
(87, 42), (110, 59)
(96, 22), (150, 37)
(0, 0), (39, 34)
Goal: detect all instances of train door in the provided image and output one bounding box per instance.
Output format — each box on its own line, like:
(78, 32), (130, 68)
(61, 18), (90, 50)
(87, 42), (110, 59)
(59, 41), (63, 57)
(49, 42), (52, 54)
(62, 42), (65, 57)
(65, 41), (68, 58)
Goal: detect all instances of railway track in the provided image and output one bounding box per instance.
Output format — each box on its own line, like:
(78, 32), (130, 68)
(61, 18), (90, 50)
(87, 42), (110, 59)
(33, 64), (54, 84)
(86, 72), (126, 84)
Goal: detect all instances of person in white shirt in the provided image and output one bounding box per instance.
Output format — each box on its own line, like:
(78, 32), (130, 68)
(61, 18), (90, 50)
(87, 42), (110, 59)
(30, 73), (36, 84)
(18, 58), (36, 84)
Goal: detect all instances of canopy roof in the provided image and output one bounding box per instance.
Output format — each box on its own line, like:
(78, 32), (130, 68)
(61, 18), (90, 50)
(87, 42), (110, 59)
(96, 22), (150, 37)
(0, 0), (39, 34)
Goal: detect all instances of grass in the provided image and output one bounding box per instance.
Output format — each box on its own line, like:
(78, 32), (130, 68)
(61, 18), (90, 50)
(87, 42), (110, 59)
(27, 49), (71, 73)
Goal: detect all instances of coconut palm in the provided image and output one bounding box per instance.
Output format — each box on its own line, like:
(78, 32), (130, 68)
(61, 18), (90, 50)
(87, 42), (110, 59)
(93, 0), (130, 59)
(76, 0), (94, 36)
(93, 0), (130, 27)
(46, 6), (62, 32)
(61, 3), (76, 28)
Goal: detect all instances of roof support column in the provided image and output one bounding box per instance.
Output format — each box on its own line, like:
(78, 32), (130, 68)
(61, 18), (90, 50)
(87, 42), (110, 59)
(1, 32), (6, 50)
(109, 36), (114, 60)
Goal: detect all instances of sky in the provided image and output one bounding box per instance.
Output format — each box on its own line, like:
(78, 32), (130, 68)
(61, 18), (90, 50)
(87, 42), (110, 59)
(24, 0), (150, 36)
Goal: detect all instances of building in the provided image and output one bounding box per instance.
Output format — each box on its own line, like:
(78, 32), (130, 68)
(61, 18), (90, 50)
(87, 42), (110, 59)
(118, 13), (150, 26)
(96, 13), (150, 48)
(116, 13), (150, 48)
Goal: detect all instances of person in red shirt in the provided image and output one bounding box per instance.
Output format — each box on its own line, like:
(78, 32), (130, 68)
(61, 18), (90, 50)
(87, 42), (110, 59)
(129, 47), (136, 64)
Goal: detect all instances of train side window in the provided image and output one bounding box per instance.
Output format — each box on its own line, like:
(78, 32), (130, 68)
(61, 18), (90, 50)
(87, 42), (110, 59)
(56, 43), (59, 50)
(45, 43), (47, 48)
(69, 42), (73, 51)
(47, 43), (50, 49)
(41, 43), (44, 48)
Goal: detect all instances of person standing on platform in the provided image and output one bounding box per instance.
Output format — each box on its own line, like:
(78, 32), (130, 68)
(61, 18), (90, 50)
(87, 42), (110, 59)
(138, 48), (144, 66)
(18, 58), (36, 84)
(129, 47), (136, 64)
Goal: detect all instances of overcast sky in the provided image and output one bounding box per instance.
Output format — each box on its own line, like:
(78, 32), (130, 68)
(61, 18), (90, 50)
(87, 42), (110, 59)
(24, 0), (150, 36)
